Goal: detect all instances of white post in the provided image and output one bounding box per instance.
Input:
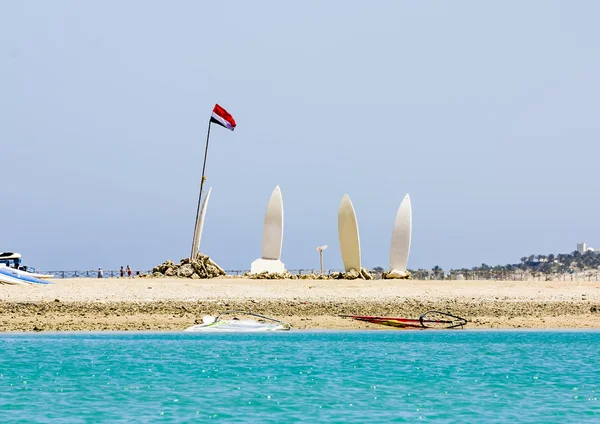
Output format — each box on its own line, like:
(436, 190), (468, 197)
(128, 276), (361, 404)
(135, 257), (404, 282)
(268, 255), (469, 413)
(316, 245), (328, 275)
(320, 251), (323, 274)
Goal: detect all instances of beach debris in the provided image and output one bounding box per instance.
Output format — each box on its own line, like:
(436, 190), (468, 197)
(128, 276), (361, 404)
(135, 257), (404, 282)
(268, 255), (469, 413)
(151, 254), (226, 279)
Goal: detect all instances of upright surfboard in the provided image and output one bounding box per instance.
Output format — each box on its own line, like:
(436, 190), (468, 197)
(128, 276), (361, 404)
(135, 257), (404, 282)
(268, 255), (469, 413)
(193, 187), (212, 254)
(250, 186), (286, 274)
(390, 194), (412, 273)
(262, 185), (284, 260)
(338, 194), (361, 272)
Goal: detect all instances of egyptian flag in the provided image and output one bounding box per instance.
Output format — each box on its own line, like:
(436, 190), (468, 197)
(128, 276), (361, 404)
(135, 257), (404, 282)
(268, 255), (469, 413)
(210, 104), (236, 131)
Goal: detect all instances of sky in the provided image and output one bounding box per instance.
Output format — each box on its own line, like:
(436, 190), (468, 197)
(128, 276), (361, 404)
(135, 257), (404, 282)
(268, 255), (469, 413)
(1, 1), (599, 272)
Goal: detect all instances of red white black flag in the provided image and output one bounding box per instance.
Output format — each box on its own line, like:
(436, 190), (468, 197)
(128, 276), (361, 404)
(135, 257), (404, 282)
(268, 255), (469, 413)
(210, 104), (236, 131)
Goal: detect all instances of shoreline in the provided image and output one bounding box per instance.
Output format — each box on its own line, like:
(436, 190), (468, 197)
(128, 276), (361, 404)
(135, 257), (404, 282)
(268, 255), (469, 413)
(1, 278), (599, 331)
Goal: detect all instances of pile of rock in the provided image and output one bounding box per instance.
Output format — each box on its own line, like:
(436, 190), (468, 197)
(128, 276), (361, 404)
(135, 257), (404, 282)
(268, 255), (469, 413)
(152, 254), (226, 279)
(244, 269), (375, 280)
(243, 271), (297, 280)
(330, 268), (374, 280)
(382, 270), (412, 280)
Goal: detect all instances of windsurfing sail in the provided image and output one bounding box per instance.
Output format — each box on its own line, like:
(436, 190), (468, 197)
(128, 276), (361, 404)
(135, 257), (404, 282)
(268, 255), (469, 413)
(340, 311), (467, 329)
(184, 311), (290, 332)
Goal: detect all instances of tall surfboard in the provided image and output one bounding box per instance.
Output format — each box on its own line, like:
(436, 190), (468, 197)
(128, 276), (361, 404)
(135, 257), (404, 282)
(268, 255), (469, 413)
(390, 194), (412, 273)
(338, 194), (361, 272)
(262, 185), (284, 260)
(193, 187), (212, 254)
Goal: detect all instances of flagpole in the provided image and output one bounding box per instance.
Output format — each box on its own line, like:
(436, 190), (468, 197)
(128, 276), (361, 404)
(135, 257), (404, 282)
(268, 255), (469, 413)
(190, 120), (212, 259)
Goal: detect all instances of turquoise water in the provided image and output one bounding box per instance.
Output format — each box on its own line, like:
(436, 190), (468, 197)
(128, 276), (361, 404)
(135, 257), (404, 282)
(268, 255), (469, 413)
(1, 331), (599, 422)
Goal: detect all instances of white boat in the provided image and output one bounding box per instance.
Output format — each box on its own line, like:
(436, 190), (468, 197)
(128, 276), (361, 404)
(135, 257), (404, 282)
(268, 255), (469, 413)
(0, 252), (53, 278)
(184, 311), (290, 332)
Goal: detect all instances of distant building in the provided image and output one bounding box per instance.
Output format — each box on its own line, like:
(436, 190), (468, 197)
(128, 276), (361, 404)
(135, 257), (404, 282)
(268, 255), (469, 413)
(577, 242), (600, 255)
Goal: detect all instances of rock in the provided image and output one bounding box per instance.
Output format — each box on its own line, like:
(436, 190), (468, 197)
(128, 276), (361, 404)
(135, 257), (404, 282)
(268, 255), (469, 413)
(153, 260), (175, 274)
(205, 264), (220, 277)
(152, 254), (226, 279)
(207, 257), (226, 275)
(152, 272), (163, 278)
(177, 263), (194, 278)
(246, 270), (294, 280)
(191, 259), (208, 276)
(384, 270), (412, 279)
(344, 269), (360, 280)
(360, 268), (373, 280)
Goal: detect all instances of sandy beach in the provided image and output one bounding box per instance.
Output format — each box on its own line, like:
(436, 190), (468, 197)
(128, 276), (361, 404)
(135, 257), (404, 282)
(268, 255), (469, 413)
(1, 277), (599, 331)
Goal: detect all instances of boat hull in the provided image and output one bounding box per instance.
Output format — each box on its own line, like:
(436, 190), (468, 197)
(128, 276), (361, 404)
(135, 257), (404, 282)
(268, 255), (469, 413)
(0, 267), (52, 285)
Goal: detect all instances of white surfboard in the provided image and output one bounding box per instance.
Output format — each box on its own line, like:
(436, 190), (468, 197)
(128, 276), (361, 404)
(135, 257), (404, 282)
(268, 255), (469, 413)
(338, 194), (361, 272)
(0, 272), (30, 285)
(390, 194), (412, 273)
(193, 187), (212, 254)
(262, 185), (284, 260)
(0, 265), (53, 279)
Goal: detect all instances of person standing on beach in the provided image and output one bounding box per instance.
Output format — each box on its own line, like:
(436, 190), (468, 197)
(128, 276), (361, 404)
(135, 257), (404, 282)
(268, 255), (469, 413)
(120, 266), (125, 278)
(126, 265), (132, 278)
(98, 267), (103, 278)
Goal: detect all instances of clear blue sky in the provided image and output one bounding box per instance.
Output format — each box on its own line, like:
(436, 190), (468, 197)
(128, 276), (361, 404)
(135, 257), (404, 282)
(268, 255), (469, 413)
(1, 1), (599, 271)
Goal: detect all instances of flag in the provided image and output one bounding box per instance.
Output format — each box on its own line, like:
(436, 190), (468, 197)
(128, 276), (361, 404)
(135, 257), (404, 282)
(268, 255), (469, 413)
(210, 104), (236, 131)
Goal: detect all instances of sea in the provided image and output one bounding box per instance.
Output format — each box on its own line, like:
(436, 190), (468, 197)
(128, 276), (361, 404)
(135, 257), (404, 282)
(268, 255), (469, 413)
(0, 331), (598, 423)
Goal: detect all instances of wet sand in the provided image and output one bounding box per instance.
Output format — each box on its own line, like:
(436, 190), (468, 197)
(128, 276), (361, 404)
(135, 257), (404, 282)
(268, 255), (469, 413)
(1, 278), (599, 331)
